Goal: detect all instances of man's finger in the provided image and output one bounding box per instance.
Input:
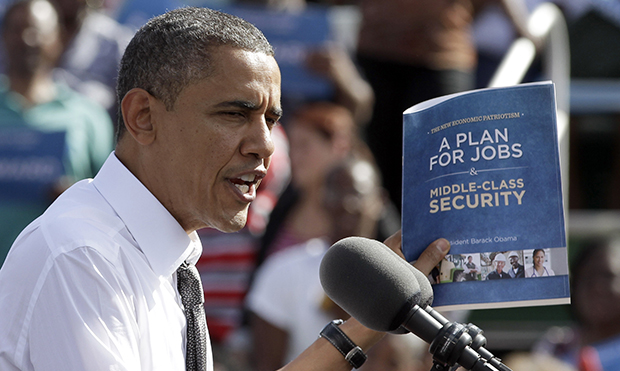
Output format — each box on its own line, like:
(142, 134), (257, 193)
(412, 238), (450, 276)
(383, 230), (404, 259)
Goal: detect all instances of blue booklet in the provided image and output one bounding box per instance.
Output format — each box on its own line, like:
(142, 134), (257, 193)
(402, 81), (570, 310)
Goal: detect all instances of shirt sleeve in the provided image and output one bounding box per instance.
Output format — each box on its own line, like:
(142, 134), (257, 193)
(28, 247), (141, 371)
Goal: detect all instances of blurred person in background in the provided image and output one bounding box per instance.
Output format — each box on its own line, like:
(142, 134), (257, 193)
(233, 0), (375, 126)
(303, 43), (374, 126)
(537, 236), (620, 371)
(355, 0), (537, 211)
(247, 152), (392, 370)
(255, 101), (400, 263)
(256, 102), (356, 261)
(48, 0), (134, 122)
(0, 0), (112, 266)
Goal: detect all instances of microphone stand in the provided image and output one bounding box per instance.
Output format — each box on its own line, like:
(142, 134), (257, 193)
(397, 305), (513, 371)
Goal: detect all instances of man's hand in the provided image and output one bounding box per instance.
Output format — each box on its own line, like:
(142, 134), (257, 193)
(280, 231), (451, 371)
(383, 230), (450, 275)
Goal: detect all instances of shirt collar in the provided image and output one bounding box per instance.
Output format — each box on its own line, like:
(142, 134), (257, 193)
(93, 152), (201, 277)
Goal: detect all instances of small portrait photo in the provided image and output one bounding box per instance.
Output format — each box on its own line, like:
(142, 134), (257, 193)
(483, 251), (512, 280)
(434, 254), (477, 283)
(524, 248), (556, 278)
(460, 254), (481, 281)
(506, 250), (525, 278)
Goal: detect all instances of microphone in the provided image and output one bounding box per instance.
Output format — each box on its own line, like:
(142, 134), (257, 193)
(319, 236), (433, 332)
(319, 236), (512, 371)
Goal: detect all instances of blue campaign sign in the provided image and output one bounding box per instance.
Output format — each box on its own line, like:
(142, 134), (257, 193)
(115, 0), (182, 29)
(0, 127), (66, 203)
(223, 4), (334, 102)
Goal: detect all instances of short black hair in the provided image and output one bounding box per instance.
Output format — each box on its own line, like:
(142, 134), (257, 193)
(116, 7), (274, 139)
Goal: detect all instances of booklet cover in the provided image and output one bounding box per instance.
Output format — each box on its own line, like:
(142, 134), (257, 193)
(402, 81), (570, 310)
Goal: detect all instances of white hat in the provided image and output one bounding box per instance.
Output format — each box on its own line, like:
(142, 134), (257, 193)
(493, 253), (506, 263)
(508, 251), (519, 258)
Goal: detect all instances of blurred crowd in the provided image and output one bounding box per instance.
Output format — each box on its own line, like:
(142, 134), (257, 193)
(1, 0), (620, 370)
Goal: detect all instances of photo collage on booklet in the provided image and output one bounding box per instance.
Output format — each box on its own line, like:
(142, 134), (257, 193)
(431, 248), (568, 284)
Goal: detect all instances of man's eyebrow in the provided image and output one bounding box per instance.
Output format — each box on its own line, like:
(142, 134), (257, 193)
(216, 100), (283, 120)
(270, 106), (283, 120)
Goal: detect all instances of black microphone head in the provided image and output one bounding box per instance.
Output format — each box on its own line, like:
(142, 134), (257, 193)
(319, 236), (433, 332)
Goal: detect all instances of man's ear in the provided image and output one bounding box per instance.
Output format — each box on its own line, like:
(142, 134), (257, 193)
(120, 88), (159, 146)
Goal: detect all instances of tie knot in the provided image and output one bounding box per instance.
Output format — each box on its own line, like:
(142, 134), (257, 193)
(177, 262), (204, 307)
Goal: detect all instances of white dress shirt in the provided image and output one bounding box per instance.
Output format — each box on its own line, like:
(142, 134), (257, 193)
(0, 152), (213, 371)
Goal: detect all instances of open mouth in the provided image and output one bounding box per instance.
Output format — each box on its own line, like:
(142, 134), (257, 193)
(230, 174), (261, 194)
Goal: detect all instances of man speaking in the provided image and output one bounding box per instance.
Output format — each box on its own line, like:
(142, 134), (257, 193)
(0, 5), (449, 371)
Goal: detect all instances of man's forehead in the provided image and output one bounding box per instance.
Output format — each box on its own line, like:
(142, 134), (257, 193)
(198, 47), (282, 105)
(211, 45), (278, 70)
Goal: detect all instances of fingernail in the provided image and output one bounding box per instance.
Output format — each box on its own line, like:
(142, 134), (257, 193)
(435, 238), (450, 253)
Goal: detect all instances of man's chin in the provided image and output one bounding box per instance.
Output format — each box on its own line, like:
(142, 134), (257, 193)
(212, 212), (248, 233)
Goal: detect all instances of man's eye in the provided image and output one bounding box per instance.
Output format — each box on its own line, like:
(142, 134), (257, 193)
(266, 117), (280, 128)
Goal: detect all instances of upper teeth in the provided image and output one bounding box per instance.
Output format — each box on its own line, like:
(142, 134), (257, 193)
(240, 174), (256, 182)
